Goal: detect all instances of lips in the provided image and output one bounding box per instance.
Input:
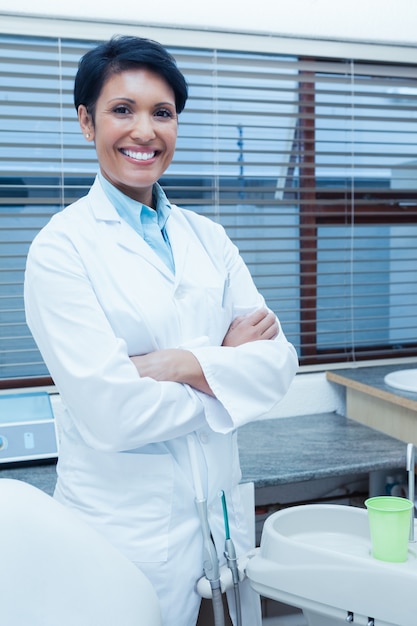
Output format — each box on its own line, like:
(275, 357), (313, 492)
(120, 148), (156, 161)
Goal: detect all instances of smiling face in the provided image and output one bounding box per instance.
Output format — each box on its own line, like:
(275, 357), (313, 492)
(78, 68), (178, 206)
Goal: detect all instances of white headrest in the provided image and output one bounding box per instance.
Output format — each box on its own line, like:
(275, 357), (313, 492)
(0, 478), (162, 626)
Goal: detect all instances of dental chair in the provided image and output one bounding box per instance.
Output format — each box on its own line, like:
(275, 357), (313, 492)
(0, 478), (162, 626)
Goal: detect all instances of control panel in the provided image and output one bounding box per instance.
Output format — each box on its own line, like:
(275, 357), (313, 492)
(0, 391), (58, 463)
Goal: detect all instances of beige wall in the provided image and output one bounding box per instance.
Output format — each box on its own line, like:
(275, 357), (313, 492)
(0, 2), (416, 65)
(0, 0), (416, 47)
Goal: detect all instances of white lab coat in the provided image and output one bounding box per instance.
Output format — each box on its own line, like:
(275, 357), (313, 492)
(24, 177), (298, 626)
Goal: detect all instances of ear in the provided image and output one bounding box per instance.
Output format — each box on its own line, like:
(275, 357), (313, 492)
(78, 105), (94, 142)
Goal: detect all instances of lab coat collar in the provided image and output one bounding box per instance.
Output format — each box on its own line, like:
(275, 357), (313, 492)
(86, 176), (184, 282)
(87, 176), (123, 222)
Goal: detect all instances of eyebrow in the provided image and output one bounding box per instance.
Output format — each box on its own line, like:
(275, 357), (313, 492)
(108, 97), (135, 104)
(108, 98), (175, 107)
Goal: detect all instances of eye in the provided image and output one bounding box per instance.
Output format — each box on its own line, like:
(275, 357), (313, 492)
(112, 104), (131, 115)
(155, 108), (176, 119)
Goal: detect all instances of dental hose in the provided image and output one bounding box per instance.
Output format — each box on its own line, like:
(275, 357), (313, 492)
(221, 491), (242, 626)
(195, 498), (225, 626)
(187, 435), (225, 626)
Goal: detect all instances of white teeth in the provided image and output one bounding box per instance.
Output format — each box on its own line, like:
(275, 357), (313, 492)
(122, 149), (155, 161)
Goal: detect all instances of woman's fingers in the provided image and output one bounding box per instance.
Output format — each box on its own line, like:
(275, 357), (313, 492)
(222, 309), (279, 346)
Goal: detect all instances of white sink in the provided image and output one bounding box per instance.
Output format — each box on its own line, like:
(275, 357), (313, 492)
(384, 368), (417, 393)
(246, 504), (417, 626)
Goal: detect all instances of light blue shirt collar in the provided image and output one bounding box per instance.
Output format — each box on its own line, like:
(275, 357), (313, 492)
(98, 172), (175, 272)
(97, 171), (172, 236)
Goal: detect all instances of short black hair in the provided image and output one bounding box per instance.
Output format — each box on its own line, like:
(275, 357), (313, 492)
(74, 35), (188, 117)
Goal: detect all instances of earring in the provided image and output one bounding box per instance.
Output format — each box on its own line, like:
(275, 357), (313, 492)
(86, 133), (90, 139)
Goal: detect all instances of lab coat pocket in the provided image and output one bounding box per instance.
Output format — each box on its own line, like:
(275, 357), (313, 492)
(90, 450), (174, 564)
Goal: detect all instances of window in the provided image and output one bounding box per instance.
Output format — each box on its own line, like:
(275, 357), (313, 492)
(297, 61), (417, 363)
(1, 34), (417, 386)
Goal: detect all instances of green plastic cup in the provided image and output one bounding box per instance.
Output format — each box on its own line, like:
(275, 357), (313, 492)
(365, 496), (414, 562)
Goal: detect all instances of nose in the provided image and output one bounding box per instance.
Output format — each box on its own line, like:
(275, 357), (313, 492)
(130, 113), (156, 142)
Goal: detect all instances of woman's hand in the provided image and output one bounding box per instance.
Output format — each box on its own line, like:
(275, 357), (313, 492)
(131, 349), (214, 396)
(222, 308), (279, 347)
(130, 308), (278, 396)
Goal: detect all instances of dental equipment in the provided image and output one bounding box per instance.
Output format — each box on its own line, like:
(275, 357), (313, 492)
(195, 497), (224, 626)
(187, 435), (225, 626)
(407, 442), (415, 542)
(221, 490), (242, 626)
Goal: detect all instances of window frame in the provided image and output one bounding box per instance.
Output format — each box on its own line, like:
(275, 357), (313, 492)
(1, 34), (417, 387)
(297, 66), (417, 365)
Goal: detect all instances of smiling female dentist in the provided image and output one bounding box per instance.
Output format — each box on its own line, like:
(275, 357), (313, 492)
(24, 36), (298, 626)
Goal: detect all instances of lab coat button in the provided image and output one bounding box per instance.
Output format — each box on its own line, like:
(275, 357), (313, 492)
(199, 432), (209, 444)
(175, 287), (185, 299)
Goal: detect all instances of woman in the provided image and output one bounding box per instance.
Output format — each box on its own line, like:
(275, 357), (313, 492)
(24, 36), (298, 625)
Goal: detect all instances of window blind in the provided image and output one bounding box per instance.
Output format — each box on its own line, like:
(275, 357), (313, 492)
(1, 33), (417, 385)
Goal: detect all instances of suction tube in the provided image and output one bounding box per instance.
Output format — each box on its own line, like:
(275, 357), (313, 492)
(221, 491), (242, 626)
(187, 435), (225, 626)
(212, 587), (225, 626)
(195, 498), (225, 626)
(407, 443), (415, 542)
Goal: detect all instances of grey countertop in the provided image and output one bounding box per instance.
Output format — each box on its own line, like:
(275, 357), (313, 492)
(238, 412), (406, 488)
(327, 363), (417, 409)
(0, 411), (407, 494)
(1, 461), (57, 496)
